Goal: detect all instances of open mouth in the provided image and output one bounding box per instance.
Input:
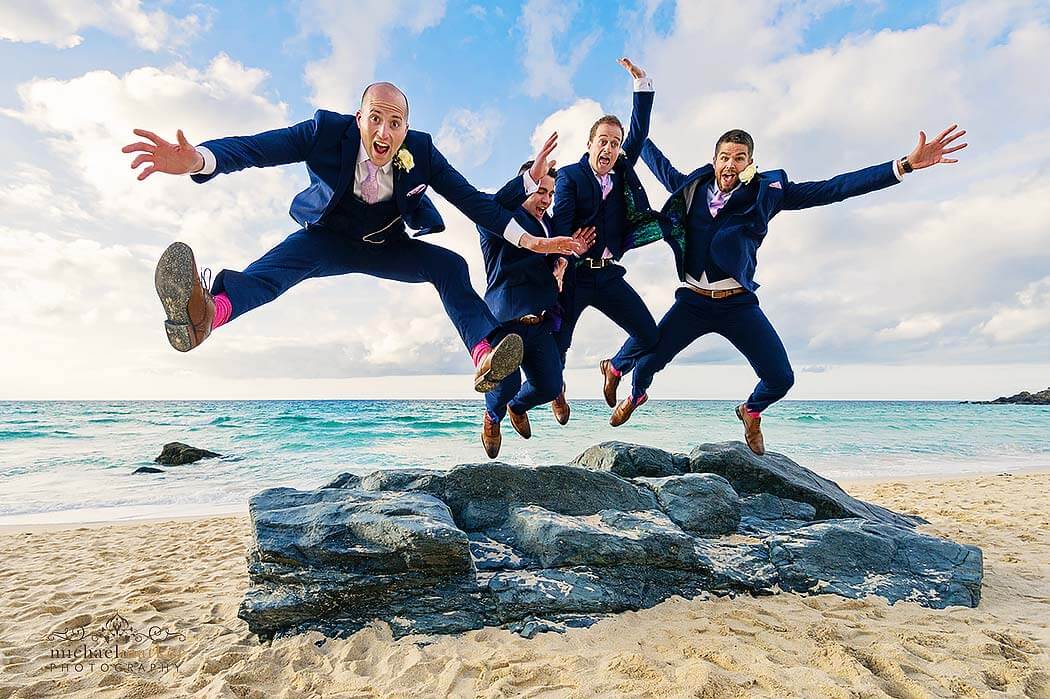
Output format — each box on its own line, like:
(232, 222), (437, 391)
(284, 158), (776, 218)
(373, 141), (391, 158)
(597, 155), (611, 169)
(720, 170), (736, 185)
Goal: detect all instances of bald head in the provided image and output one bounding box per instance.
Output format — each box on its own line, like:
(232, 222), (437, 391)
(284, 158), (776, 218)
(356, 82), (410, 167)
(360, 82), (409, 117)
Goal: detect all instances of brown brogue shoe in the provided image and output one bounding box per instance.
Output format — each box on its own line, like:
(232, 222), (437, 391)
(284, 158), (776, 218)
(551, 387), (570, 425)
(508, 407), (531, 439)
(610, 393), (647, 427)
(735, 403), (766, 455)
(155, 242), (215, 352)
(599, 359), (621, 407)
(482, 413), (502, 459)
(474, 334), (524, 393)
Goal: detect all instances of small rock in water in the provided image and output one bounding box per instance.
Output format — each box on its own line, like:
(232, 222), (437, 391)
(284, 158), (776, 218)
(155, 441), (220, 466)
(132, 466), (165, 475)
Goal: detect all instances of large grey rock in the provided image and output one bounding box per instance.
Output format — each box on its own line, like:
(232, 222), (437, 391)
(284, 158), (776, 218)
(155, 441), (220, 465)
(383, 462), (661, 532)
(740, 493), (817, 522)
(768, 519), (983, 608)
(573, 441), (689, 478)
(505, 506), (699, 569)
(689, 442), (926, 528)
(249, 487), (471, 574)
(238, 447), (981, 642)
(638, 473), (741, 536)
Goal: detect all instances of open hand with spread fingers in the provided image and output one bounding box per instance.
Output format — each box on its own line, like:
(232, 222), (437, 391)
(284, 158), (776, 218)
(906, 124), (967, 170)
(122, 128), (204, 180)
(572, 226), (596, 252)
(530, 131), (558, 183)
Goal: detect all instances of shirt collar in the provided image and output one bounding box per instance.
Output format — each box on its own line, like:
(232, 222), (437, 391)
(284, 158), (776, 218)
(592, 168), (613, 180)
(709, 179), (742, 197)
(358, 143), (393, 172)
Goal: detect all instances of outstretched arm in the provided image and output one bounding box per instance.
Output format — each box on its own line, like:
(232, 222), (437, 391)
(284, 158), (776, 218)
(641, 138), (689, 193)
(122, 117), (318, 183)
(781, 124), (967, 211)
(619, 57), (654, 166)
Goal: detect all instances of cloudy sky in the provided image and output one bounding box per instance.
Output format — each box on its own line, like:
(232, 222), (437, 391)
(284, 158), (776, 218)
(1, 0), (1048, 400)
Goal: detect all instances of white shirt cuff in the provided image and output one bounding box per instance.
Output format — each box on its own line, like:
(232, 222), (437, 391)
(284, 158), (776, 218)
(522, 171), (540, 195)
(192, 146), (216, 176)
(633, 76), (653, 92)
(892, 158), (904, 181)
(503, 219), (527, 247)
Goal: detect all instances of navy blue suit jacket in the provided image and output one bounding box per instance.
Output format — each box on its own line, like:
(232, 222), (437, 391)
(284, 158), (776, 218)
(191, 109), (512, 236)
(477, 176), (559, 323)
(550, 91), (662, 258)
(642, 139), (901, 291)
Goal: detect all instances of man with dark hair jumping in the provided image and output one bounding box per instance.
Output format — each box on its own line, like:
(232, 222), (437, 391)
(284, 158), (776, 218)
(610, 124), (967, 456)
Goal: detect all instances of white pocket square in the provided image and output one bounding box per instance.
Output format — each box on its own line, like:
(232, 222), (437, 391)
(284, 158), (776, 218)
(407, 184), (427, 197)
(769, 181), (782, 189)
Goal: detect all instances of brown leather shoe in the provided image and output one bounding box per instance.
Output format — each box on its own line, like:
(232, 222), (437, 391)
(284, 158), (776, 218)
(155, 242), (215, 352)
(508, 407), (531, 439)
(474, 334), (524, 393)
(599, 359), (621, 407)
(610, 393), (647, 427)
(736, 403), (766, 455)
(551, 386), (570, 425)
(482, 412), (501, 459)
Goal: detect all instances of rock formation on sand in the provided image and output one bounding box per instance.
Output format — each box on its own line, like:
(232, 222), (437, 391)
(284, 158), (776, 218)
(238, 441), (982, 642)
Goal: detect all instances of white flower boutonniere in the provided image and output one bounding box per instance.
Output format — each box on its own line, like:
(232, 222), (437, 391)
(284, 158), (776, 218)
(394, 148), (414, 173)
(738, 163), (758, 185)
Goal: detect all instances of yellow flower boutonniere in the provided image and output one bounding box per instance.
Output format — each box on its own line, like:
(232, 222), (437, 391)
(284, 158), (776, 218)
(394, 148), (414, 173)
(738, 163), (758, 185)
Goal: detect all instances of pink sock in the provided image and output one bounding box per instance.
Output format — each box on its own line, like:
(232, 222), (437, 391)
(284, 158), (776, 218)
(609, 363), (622, 378)
(211, 292), (233, 330)
(471, 338), (491, 367)
(746, 407), (761, 419)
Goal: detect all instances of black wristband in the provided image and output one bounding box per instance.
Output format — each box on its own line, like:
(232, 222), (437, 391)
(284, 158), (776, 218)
(900, 156), (913, 174)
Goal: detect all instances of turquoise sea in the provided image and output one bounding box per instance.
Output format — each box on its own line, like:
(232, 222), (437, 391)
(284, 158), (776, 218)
(0, 400), (1047, 525)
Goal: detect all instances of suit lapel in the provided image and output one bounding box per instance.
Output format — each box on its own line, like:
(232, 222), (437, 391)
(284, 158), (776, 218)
(331, 125), (361, 210)
(577, 154), (601, 210)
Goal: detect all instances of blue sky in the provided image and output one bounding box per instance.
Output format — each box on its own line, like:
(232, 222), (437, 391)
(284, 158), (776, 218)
(1, 0), (1049, 399)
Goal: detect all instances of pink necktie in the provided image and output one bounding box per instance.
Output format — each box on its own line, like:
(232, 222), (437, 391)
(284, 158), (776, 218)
(361, 160), (380, 204)
(709, 189), (729, 217)
(599, 173), (613, 200)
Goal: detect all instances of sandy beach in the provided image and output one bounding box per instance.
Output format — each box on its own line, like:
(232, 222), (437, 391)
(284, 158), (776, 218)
(1, 471), (1048, 698)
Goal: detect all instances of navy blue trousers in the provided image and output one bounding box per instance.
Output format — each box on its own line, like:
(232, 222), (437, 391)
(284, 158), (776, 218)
(630, 288), (795, 412)
(486, 319), (563, 422)
(211, 228), (498, 350)
(555, 264), (658, 372)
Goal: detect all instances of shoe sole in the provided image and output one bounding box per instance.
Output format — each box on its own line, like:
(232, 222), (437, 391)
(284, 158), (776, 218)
(155, 242), (197, 353)
(474, 334), (524, 393)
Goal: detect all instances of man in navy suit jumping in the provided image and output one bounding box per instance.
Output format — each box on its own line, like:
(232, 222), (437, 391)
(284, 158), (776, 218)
(609, 124), (967, 455)
(123, 83), (583, 392)
(549, 57), (667, 421)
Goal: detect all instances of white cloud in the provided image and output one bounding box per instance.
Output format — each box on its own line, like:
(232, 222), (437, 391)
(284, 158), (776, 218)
(436, 108), (502, 169)
(298, 0), (447, 111)
(530, 98), (604, 166)
(877, 315), (946, 341)
(518, 0), (598, 101)
(979, 277), (1050, 343)
(0, 0), (208, 51)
